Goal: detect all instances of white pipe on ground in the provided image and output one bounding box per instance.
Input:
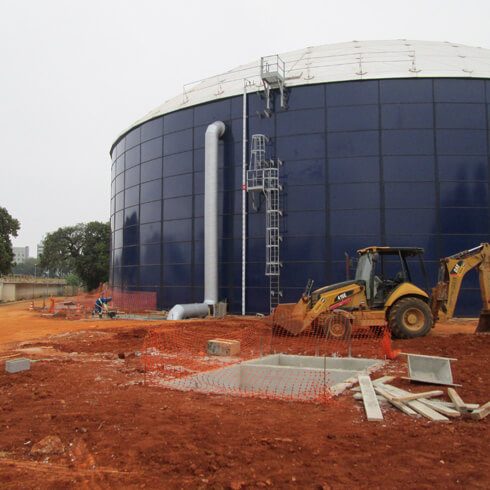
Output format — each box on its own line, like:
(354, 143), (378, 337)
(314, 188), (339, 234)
(166, 121), (225, 320)
(204, 120), (226, 305)
(166, 303), (209, 321)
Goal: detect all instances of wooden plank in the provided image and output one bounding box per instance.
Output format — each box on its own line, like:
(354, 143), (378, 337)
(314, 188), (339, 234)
(372, 376), (396, 386)
(350, 376), (396, 392)
(353, 393), (388, 403)
(381, 385), (449, 422)
(405, 400), (450, 422)
(418, 399), (461, 418)
(471, 401), (490, 420)
(429, 400), (480, 410)
(358, 376), (383, 422)
(374, 386), (418, 416)
(447, 388), (468, 414)
(393, 390), (444, 402)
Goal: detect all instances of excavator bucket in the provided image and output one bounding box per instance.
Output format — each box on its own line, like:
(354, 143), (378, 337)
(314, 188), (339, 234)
(272, 298), (310, 335)
(475, 309), (490, 333)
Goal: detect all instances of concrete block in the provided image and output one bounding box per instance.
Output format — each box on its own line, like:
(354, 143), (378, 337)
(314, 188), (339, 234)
(207, 339), (240, 356)
(6, 358), (30, 373)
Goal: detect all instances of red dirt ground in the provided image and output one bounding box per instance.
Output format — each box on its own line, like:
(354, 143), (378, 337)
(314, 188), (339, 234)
(0, 300), (488, 489)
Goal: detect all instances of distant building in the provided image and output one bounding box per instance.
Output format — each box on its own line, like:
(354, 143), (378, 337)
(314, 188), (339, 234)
(13, 247), (29, 264)
(37, 243), (44, 258)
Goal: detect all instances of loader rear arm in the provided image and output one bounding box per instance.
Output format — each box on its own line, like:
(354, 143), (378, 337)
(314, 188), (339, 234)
(431, 243), (490, 321)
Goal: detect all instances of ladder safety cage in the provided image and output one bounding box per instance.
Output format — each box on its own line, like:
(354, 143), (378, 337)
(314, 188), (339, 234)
(246, 134), (283, 311)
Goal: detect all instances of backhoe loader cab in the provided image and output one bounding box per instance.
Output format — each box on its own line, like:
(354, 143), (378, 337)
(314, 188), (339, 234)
(354, 247), (429, 307)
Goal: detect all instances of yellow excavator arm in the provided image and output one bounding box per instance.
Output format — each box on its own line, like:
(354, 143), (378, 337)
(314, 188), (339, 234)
(431, 243), (490, 322)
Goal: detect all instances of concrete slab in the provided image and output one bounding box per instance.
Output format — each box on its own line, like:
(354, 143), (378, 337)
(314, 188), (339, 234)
(163, 354), (382, 401)
(6, 358), (30, 373)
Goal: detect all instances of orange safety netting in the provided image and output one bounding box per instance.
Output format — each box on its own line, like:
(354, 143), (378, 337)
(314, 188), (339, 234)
(105, 287), (157, 313)
(142, 313), (390, 403)
(73, 287), (157, 314)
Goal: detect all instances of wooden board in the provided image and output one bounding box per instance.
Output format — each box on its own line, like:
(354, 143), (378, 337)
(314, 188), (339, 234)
(358, 376), (383, 422)
(407, 400), (450, 422)
(393, 390), (444, 402)
(471, 401), (490, 420)
(431, 400), (480, 410)
(418, 399), (461, 418)
(447, 388), (468, 414)
(372, 376), (396, 386)
(374, 386), (418, 416)
(353, 393), (388, 403)
(381, 384), (449, 422)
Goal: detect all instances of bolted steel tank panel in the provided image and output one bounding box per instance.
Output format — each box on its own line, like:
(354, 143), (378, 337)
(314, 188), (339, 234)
(110, 45), (490, 316)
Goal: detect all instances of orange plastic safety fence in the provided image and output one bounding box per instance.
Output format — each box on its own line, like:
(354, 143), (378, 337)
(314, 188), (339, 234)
(266, 307), (390, 359)
(105, 287), (157, 313)
(73, 287), (157, 313)
(141, 316), (389, 403)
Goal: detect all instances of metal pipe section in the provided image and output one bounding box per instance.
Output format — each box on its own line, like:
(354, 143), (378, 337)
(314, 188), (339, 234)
(166, 121), (225, 320)
(204, 121), (226, 305)
(167, 303), (209, 321)
(241, 82), (248, 315)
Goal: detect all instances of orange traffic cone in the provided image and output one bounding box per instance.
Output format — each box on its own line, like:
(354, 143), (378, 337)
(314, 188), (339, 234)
(28, 301), (34, 311)
(47, 298), (55, 314)
(381, 329), (401, 360)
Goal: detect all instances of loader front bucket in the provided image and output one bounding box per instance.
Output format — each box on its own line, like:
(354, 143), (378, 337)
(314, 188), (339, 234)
(272, 299), (310, 336)
(475, 309), (490, 333)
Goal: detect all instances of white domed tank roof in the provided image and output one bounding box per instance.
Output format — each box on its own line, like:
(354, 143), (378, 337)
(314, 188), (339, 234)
(124, 40), (490, 135)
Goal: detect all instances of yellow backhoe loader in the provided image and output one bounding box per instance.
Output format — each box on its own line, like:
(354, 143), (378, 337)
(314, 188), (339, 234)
(431, 242), (490, 333)
(272, 243), (490, 339)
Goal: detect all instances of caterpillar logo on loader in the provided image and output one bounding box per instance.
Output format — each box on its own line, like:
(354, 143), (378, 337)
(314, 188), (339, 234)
(272, 243), (490, 339)
(450, 261), (465, 276)
(334, 290), (354, 302)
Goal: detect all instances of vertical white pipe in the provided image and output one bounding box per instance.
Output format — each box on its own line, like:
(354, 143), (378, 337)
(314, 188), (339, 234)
(241, 82), (248, 315)
(204, 121), (226, 305)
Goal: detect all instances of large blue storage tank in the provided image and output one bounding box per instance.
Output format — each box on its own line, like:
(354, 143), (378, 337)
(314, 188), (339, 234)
(110, 40), (490, 316)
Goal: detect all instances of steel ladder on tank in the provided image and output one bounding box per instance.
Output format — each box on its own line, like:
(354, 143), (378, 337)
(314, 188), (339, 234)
(247, 134), (282, 312)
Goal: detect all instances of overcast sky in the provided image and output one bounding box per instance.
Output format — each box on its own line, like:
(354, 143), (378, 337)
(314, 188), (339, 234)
(1, 0), (489, 257)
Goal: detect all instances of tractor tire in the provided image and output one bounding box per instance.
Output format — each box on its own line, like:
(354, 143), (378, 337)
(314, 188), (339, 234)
(324, 314), (352, 340)
(389, 297), (433, 339)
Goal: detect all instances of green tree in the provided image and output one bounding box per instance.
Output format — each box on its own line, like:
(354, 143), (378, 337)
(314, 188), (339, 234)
(39, 221), (110, 290)
(39, 224), (83, 277)
(65, 273), (80, 287)
(12, 257), (40, 276)
(75, 221), (110, 290)
(0, 207), (20, 275)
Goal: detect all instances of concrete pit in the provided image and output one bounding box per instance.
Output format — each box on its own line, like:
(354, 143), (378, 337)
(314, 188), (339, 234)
(163, 354), (383, 401)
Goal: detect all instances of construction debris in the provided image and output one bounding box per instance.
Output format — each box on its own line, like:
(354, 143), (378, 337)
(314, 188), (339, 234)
(392, 390), (444, 402)
(29, 435), (65, 456)
(206, 339), (241, 356)
(447, 387), (469, 414)
(5, 358), (30, 373)
(358, 375), (383, 421)
(353, 376), (487, 423)
(471, 401), (490, 420)
(373, 384), (419, 417)
(417, 399), (461, 418)
(403, 353), (459, 386)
